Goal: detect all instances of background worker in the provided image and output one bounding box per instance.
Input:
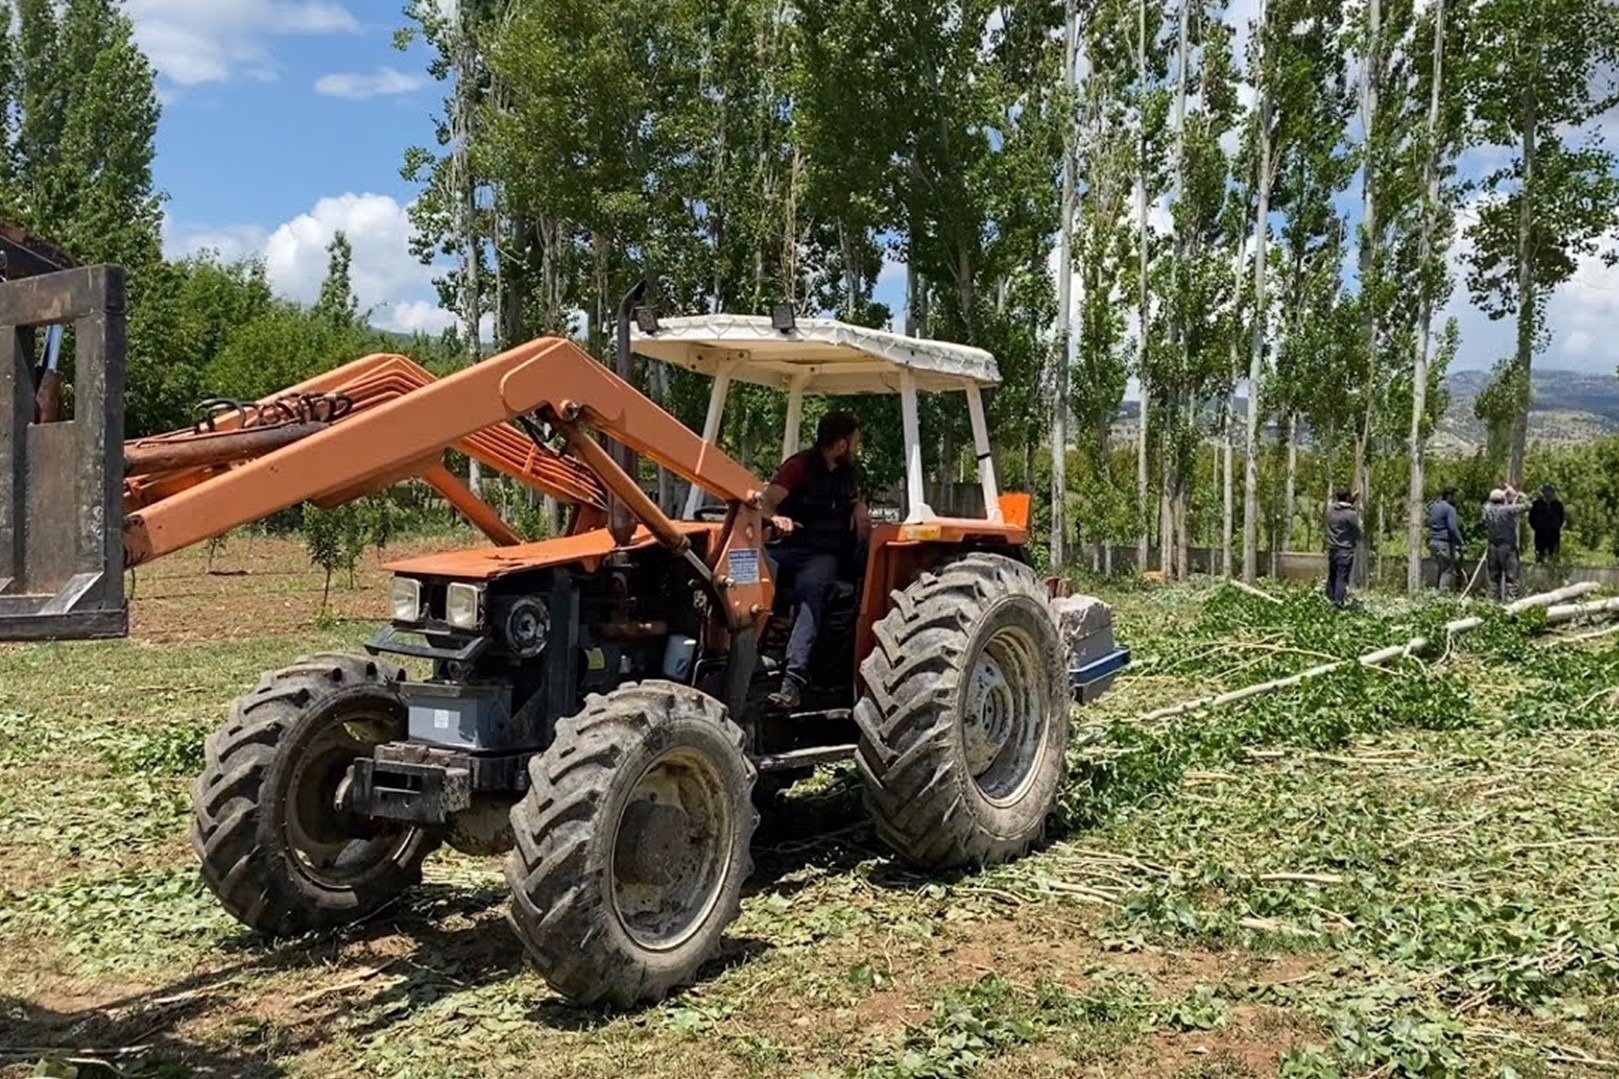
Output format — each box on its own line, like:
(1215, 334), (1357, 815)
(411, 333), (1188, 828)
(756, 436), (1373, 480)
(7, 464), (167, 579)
(1427, 487), (1464, 590)
(1529, 484), (1566, 563)
(1324, 489), (1361, 608)
(1482, 486), (1530, 601)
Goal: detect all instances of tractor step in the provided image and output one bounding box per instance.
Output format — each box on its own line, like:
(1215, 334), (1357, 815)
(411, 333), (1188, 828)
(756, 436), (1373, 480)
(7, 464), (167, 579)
(791, 708), (852, 723)
(754, 744), (857, 772)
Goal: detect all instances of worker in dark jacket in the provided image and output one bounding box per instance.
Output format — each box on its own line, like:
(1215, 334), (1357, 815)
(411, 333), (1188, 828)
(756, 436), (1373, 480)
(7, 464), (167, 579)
(1426, 487), (1465, 590)
(1324, 489), (1361, 608)
(1528, 484), (1566, 563)
(1481, 486), (1530, 601)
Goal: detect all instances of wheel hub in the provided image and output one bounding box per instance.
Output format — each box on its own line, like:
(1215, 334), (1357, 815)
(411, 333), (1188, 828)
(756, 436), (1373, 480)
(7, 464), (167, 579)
(961, 623), (1050, 805)
(964, 656), (1014, 774)
(285, 713), (414, 887)
(615, 801), (700, 887)
(610, 749), (733, 952)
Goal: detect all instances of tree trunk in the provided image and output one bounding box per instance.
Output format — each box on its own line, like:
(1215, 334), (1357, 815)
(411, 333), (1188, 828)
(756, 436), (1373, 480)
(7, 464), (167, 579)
(1052, 0), (1079, 572)
(1407, 0), (1444, 593)
(1282, 412), (1298, 554)
(453, 15), (483, 497)
(1135, 0), (1152, 574)
(1323, 426), (1335, 534)
(1169, 0), (1191, 582)
(1243, 0), (1273, 585)
(1159, 453), (1175, 577)
(1176, 407), (1191, 578)
(1509, 74), (1537, 488)
(1223, 208), (1249, 580)
(1222, 398), (1234, 576)
(1356, 0), (1381, 585)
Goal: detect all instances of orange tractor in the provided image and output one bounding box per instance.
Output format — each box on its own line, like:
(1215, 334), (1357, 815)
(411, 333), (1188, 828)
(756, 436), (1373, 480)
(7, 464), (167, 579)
(1, 267), (1128, 1006)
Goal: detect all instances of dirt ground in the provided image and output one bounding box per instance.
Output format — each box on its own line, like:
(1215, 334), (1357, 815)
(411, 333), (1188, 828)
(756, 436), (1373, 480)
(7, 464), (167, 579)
(1, 537), (1616, 1077)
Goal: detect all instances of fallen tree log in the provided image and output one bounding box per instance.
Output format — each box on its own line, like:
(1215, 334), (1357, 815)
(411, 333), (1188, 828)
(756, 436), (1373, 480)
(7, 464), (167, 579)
(1137, 584), (1611, 724)
(1546, 597), (1619, 624)
(1226, 579), (1282, 605)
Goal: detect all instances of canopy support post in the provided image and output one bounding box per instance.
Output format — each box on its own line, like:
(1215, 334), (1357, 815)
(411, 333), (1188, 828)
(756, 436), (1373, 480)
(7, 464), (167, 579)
(782, 372), (809, 464)
(901, 370), (933, 522)
(966, 382), (1001, 521)
(683, 361), (732, 518)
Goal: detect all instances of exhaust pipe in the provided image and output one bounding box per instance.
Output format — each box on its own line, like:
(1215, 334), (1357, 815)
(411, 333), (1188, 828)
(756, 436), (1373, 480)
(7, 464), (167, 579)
(608, 279), (650, 545)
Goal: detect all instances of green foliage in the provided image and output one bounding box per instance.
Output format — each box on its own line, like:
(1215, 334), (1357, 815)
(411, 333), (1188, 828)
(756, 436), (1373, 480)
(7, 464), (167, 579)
(102, 721), (209, 778)
(313, 230), (362, 328)
(851, 975), (1036, 1079)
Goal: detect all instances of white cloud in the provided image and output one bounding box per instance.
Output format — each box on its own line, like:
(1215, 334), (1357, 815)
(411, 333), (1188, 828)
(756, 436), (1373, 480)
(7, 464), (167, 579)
(1439, 193), (1619, 376)
(167, 192), (460, 337)
(264, 193), (450, 333)
(125, 0), (360, 87)
(314, 67), (427, 100)
(162, 221), (270, 263)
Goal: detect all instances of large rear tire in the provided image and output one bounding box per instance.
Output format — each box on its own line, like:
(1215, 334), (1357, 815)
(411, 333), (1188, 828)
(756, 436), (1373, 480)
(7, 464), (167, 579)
(190, 653), (439, 936)
(855, 553), (1069, 870)
(505, 681), (757, 1008)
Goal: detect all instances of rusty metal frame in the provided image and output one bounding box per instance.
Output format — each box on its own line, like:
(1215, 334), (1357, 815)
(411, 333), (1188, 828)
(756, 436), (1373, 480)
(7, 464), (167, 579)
(0, 266), (126, 641)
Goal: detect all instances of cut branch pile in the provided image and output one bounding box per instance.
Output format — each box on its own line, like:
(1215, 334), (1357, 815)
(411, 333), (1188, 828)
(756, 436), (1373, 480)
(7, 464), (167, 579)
(1141, 583), (1611, 724)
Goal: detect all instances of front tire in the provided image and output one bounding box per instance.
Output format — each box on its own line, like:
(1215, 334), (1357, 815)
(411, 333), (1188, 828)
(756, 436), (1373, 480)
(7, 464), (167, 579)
(190, 653), (438, 936)
(505, 681), (758, 1008)
(855, 553), (1069, 870)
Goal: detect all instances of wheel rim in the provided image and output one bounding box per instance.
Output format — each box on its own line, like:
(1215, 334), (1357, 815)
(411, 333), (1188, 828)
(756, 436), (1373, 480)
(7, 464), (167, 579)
(609, 747), (734, 952)
(284, 706), (415, 888)
(962, 621), (1050, 805)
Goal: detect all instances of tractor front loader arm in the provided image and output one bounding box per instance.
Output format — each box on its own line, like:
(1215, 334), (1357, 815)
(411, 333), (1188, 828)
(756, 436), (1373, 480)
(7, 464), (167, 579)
(127, 334), (775, 625)
(2, 261), (772, 643)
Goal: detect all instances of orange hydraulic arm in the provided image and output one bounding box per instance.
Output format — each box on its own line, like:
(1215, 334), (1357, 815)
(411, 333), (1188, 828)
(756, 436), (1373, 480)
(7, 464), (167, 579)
(121, 335), (775, 625)
(123, 353), (607, 522)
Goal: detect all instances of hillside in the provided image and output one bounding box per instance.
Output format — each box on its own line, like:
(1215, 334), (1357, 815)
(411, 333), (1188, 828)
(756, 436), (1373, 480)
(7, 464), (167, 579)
(1432, 368), (1619, 453)
(1110, 368), (1619, 453)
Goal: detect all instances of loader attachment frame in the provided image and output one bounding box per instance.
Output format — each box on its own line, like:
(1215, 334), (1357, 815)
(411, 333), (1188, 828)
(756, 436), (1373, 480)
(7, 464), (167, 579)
(0, 266), (126, 640)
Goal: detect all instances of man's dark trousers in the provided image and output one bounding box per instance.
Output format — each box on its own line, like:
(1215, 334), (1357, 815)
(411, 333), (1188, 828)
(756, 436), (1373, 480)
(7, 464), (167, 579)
(1486, 541), (1520, 601)
(770, 542), (839, 686)
(1326, 549), (1355, 607)
(1431, 541), (1459, 591)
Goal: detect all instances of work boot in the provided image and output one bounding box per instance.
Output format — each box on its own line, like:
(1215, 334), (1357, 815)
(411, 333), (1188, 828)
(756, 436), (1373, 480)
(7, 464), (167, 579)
(767, 675), (802, 711)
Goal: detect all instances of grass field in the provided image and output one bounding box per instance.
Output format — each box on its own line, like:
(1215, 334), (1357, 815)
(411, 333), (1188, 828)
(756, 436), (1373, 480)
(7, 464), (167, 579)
(2, 538), (1618, 1077)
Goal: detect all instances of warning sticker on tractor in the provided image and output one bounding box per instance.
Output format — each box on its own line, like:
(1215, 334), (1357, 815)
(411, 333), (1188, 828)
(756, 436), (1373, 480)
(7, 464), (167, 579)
(727, 548), (761, 585)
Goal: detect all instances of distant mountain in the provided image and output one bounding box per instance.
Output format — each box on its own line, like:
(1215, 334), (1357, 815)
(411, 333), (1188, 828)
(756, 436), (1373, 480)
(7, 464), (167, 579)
(1432, 369), (1619, 453)
(1110, 368), (1619, 454)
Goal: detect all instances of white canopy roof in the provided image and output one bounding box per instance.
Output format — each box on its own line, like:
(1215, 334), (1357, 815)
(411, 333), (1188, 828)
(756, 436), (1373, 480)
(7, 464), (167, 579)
(630, 314), (1000, 395)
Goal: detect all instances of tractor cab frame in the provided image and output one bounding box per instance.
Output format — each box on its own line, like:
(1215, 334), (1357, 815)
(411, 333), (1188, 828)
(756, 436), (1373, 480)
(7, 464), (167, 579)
(629, 314), (1038, 696)
(632, 313), (1010, 527)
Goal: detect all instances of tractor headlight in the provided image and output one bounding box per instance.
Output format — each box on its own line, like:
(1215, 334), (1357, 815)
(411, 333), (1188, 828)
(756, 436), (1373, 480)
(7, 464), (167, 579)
(390, 577), (423, 623)
(503, 597), (549, 658)
(446, 582), (486, 631)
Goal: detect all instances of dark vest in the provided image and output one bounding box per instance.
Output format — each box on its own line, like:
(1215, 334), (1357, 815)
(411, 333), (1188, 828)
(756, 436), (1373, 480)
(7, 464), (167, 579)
(779, 450), (858, 555)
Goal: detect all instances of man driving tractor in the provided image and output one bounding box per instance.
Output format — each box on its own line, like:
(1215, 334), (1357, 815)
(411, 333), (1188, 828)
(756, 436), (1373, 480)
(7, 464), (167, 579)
(763, 410), (871, 709)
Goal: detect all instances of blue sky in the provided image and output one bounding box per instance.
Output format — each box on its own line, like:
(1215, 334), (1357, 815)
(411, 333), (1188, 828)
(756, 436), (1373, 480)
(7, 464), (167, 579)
(144, 0), (1619, 377)
(145, 0), (453, 333)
